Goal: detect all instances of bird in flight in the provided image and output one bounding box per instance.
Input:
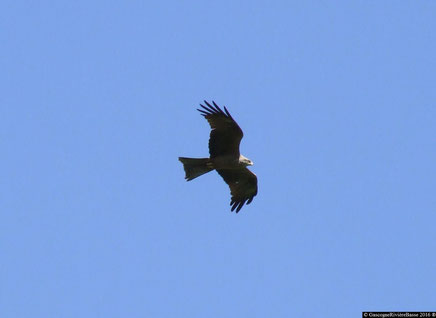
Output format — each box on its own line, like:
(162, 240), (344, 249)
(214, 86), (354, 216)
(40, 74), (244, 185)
(179, 101), (258, 213)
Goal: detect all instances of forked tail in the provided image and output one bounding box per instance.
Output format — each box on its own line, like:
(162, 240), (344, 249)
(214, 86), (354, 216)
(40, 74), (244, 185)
(178, 157), (214, 181)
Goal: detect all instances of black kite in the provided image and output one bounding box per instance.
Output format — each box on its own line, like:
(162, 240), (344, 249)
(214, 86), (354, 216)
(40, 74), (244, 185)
(179, 101), (258, 213)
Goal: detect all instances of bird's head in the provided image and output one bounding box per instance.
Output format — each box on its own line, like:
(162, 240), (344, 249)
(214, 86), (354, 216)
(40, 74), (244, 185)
(239, 155), (254, 167)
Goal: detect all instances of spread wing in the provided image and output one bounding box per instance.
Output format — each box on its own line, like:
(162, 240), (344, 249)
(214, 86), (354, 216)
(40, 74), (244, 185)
(197, 101), (243, 158)
(216, 168), (258, 213)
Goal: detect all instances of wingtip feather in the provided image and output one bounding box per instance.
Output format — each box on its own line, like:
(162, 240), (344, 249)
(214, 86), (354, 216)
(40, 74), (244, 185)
(223, 106), (232, 118)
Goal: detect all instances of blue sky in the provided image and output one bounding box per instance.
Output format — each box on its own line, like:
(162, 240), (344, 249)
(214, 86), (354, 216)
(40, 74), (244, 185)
(1, 1), (435, 317)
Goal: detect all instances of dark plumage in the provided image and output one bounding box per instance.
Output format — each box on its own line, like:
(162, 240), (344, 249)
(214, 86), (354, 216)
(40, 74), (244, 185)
(179, 101), (258, 213)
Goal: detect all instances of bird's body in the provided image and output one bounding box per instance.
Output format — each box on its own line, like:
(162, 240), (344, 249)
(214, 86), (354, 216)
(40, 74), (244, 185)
(211, 154), (252, 170)
(178, 101), (258, 213)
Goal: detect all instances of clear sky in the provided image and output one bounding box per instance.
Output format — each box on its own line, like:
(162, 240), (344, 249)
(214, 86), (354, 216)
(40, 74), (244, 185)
(1, 1), (435, 317)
